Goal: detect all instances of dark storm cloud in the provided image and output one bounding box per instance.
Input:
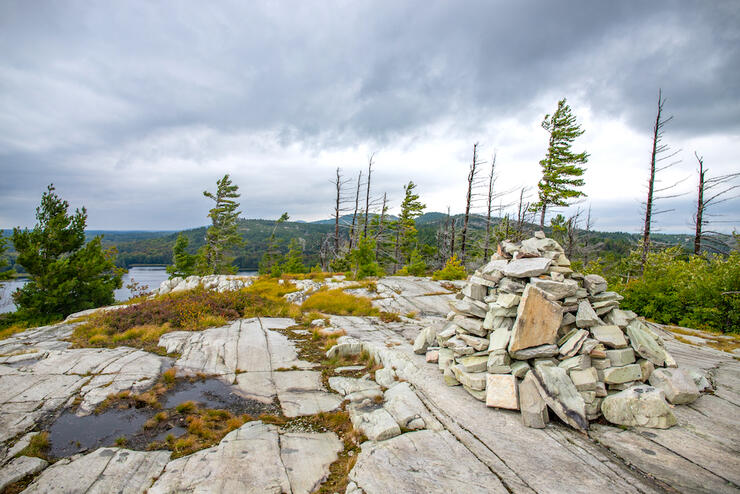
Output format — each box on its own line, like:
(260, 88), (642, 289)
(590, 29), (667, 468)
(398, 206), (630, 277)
(0, 0), (738, 229)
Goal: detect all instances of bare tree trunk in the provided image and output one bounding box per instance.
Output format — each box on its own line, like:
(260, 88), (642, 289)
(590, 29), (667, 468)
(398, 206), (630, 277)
(333, 168), (342, 254)
(694, 153), (705, 255)
(539, 205), (547, 230)
(394, 227), (401, 273)
(450, 217), (456, 257)
(363, 154), (374, 238)
(642, 90), (662, 268)
(375, 192), (387, 258)
(460, 143), (478, 263)
(349, 170), (362, 251)
(484, 151), (496, 259)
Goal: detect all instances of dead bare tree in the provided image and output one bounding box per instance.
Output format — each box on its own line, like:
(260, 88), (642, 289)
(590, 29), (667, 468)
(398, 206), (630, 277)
(513, 187), (533, 241)
(641, 89), (683, 269)
(363, 154), (374, 238)
(693, 152), (740, 254)
(460, 143), (485, 263)
(331, 168), (351, 255)
(348, 170), (362, 251)
(483, 152), (496, 259)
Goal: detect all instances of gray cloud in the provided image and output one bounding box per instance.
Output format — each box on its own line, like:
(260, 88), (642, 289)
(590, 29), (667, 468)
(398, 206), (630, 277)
(0, 0), (738, 231)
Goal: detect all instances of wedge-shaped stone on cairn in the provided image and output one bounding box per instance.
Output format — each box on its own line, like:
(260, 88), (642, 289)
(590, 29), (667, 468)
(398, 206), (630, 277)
(518, 371), (548, 428)
(460, 355), (489, 373)
(558, 329), (588, 358)
(496, 293), (520, 309)
(487, 350), (511, 374)
(638, 358), (654, 381)
(532, 363), (588, 431)
(508, 285), (562, 353)
(502, 257), (552, 278)
(437, 348), (454, 371)
(443, 367), (460, 386)
(648, 368), (700, 405)
(480, 259), (509, 275)
(602, 363), (642, 384)
(576, 301), (601, 328)
(509, 344), (558, 360)
(626, 320), (666, 366)
(453, 315), (487, 337)
(458, 334), (489, 352)
(488, 328), (511, 351)
(451, 365), (487, 391)
(528, 278), (578, 301)
(558, 354), (591, 373)
(450, 299), (487, 319)
(579, 338), (599, 356)
(462, 283), (487, 301)
(464, 385), (487, 401)
(486, 374), (518, 410)
(570, 367), (599, 391)
(601, 385), (676, 429)
(605, 348), (636, 367)
(591, 325), (628, 348)
(510, 360), (530, 378)
(498, 277), (526, 294)
(583, 274), (607, 295)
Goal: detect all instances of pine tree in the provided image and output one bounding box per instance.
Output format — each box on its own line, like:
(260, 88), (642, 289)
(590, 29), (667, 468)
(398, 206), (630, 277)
(532, 98), (589, 228)
(11, 184), (122, 319)
(281, 238), (307, 274)
(166, 233), (197, 279)
(197, 175), (243, 275)
(259, 212), (289, 275)
(394, 181), (425, 270)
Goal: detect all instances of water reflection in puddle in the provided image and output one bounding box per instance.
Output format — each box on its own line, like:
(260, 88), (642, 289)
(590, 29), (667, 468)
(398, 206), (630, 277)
(47, 377), (279, 458)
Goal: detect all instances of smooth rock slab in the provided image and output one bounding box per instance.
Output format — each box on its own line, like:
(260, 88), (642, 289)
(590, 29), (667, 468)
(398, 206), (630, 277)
(0, 456), (48, 492)
(626, 320), (666, 366)
(26, 448), (170, 494)
(274, 371), (342, 417)
(600, 385), (676, 429)
(348, 430), (508, 494)
(150, 422), (290, 494)
(383, 382), (435, 430)
(590, 325), (628, 348)
(280, 432), (343, 494)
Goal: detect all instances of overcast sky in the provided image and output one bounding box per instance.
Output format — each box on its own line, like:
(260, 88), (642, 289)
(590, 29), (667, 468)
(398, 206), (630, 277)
(1, 1), (738, 234)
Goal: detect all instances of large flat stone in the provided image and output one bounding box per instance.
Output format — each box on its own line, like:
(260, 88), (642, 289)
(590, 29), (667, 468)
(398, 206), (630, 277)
(26, 448), (170, 494)
(502, 257), (552, 278)
(508, 285), (562, 353)
(0, 456), (48, 492)
(519, 371), (548, 428)
(274, 371), (342, 417)
(485, 374), (518, 410)
(280, 432), (343, 494)
(349, 430), (508, 493)
(626, 319), (666, 366)
(150, 422), (290, 493)
(348, 404), (401, 441)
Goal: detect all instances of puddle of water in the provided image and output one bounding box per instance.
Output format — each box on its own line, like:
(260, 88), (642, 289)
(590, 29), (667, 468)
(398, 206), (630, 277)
(48, 407), (153, 458)
(162, 378), (254, 413)
(47, 377), (280, 459)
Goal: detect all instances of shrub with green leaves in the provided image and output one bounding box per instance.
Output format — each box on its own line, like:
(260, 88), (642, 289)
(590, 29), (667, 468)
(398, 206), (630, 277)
(432, 255), (467, 281)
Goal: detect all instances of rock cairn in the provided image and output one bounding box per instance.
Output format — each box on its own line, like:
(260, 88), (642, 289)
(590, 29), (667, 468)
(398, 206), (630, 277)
(415, 232), (704, 431)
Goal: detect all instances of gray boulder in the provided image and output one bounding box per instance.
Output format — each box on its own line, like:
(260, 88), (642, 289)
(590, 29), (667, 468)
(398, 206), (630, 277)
(648, 368), (700, 405)
(601, 385), (677, 429)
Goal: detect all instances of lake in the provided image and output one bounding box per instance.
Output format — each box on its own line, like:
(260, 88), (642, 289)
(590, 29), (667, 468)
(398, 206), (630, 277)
(0, 267), (257, 314)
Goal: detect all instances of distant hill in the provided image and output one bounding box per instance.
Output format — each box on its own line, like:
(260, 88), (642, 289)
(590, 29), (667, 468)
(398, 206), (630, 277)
(0, 215), (699, 273)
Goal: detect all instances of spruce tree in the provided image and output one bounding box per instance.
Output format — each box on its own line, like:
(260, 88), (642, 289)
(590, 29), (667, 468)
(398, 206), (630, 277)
(281, 238), (307, 274)
(532, 98), (589, 228)
(394, 181), (425, 270)
(166, 233), (197, 278)
(12, 184), (122, 319)
(197, 175), (243, 275)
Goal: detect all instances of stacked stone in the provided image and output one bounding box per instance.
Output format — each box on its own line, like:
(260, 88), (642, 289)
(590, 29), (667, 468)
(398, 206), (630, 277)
(415, 232), (702, 431)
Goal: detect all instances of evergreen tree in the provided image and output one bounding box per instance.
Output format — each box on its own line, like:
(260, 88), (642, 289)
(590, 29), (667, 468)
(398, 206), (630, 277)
(394, 181), (425, 270)
(11, 185), (122, 319)
(0, 235), (14, 281)
(197, 175), (243, 275)
(166, 233), (197, 279)
(281, 238), (307, 274)
(351, 235), (382, 279)
(532, 98), (589, 228)
(259, 212), (289, 275)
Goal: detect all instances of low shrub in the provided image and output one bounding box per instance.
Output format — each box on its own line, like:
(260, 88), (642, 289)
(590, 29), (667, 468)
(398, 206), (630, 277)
(432, 255), (467, 281)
